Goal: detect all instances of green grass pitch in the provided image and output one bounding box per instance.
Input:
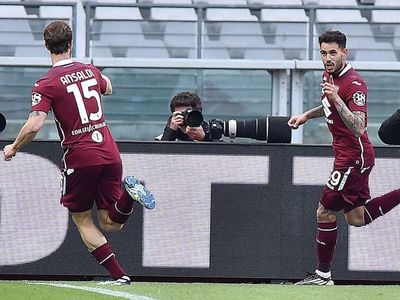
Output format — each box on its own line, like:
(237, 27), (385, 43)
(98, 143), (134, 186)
(0, 280), (399, 300)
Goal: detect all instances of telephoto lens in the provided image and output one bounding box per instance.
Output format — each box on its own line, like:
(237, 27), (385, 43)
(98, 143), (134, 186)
(208, 116), (291, 143)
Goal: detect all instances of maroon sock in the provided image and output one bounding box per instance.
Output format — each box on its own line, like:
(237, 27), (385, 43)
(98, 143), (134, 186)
(108, 191), (134, 224)
(91, 243), (126, 279)
(364, 189), (400, 225)
(316, 221), (337, 272)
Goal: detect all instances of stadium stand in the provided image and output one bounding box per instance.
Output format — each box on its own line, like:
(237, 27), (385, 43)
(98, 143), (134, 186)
(2, 0), (400, 144)
(151, 0), (197, 58)
(259, 0), (308, 59)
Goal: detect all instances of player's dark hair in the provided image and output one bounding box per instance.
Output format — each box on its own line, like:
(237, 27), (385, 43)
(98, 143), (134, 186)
(170, 92), (202, 112)
(44, 20), (72, 55)
(318, 30), (347, 49)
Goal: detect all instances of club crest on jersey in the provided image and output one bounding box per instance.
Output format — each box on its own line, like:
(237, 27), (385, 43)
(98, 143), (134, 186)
(352, 91), (366, 106)
(31, 92), (42, 106)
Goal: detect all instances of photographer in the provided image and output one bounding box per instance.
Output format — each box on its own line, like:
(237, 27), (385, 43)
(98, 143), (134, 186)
(160, 92), (213, 141)
(378, 109), (400, 145)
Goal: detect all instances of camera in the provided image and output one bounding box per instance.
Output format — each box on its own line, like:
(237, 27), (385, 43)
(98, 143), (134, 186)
(208, 116), (291, 143)
(180, 109), (204, 127)
(0, 113), (6, 132)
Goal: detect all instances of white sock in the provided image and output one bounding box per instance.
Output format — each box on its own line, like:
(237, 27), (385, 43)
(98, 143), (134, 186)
(315, 269), (331, 279)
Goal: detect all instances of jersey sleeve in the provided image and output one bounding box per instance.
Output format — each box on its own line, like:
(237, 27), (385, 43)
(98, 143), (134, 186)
(31, 80), (52, 113)
(345, 79), (368, 113)
(90, 65), (107, 94)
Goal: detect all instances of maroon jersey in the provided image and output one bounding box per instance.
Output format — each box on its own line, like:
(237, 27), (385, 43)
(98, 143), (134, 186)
(31, 59), (121, 169)
(321, 63), (375, 169)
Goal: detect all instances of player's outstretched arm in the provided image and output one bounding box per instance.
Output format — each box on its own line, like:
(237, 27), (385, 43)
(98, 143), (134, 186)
(288, 105), (324, 129)
(3, 110), (47, 161)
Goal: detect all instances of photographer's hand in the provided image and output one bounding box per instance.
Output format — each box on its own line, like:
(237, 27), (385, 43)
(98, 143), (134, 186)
(186, 126), (205, 141)
(169, 111), (185, 130)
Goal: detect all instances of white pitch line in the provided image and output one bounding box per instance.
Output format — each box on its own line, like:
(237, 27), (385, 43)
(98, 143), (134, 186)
(26, 281), (156, 300)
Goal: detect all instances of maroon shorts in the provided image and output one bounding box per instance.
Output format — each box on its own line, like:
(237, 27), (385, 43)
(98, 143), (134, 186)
(320, 165), (372, 213)
(60, 163), (123, 212)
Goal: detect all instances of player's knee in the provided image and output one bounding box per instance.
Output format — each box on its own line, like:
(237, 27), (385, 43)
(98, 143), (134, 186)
(99, 219), (123, 232)
(345, 216), (364, 227)
(316, 205), (336, 222)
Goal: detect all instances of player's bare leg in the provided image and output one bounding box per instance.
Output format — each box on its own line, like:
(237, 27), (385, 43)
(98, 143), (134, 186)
(345, 189), (400, 226)
(98, 209), (123, 232)
(72, 210), (107, 250)
(344, 206), (364, 226)
(71, 209), (129, 284)
(295, 204), (336, 285)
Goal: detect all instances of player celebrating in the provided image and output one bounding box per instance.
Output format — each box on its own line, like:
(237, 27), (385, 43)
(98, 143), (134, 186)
(288, 30), (400, 285)
(3, 20), (155, 285)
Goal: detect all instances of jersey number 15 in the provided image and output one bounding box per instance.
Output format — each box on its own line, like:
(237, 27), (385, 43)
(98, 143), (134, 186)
(66, 78), (102, 124)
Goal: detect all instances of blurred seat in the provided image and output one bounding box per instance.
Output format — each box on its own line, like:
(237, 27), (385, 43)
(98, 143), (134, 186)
(0, 17), (37, 56)
(92, 5), (147, 58)
(260, 3), (308, 60)
(148, 0), (197, 58)
(94, 5), (142, 20)
(370, 0), (400, 48)
(39, 6), (72, 20)
(0, 4), (30, 18)
(372, 0), (400, 23)
(353, 45), (397, 62)
(315, 23), (397, 61)
(151, 0), (197, 21)
(313, 0), (368, 23)
(14, 44), (47, 57)
(244, 46), (285, 60)
(195, 0), (258, 21)
(257, 0), (308, 22)
(202, 40), (231, 59)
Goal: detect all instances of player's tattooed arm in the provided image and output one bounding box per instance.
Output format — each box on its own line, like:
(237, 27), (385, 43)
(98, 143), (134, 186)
(305, 105), (324, 120)
(287, 105), (323, 129)
(334, 100), (366, 137)
(11, 110), (47, 151)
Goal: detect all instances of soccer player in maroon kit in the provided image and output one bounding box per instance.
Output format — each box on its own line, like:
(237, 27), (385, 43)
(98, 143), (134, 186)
(3, 21), (155, 285)
(288, 30), (400, 285)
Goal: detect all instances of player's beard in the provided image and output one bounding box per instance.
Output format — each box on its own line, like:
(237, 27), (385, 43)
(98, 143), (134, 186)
(325, 60), (345, 76)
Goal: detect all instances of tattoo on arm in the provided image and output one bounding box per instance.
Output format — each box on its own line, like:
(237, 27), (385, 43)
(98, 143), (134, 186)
(305, 105), (324, 120)
(29, 111), (41, 118)
(335, 101), (365, 137)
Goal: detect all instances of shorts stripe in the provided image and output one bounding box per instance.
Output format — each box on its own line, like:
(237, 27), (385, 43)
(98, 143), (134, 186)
(338, 167), (353, 191)
(61, 171), (66, 197)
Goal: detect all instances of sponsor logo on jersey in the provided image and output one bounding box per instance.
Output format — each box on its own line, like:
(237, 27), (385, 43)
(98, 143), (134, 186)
(34, 82), (40, 87)
(352, 80), (362, 86)
(31, 92), (42, 106)
(352, 91), (366, 106)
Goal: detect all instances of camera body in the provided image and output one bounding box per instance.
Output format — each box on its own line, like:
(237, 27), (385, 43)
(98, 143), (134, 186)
(179, 108), (204, 127)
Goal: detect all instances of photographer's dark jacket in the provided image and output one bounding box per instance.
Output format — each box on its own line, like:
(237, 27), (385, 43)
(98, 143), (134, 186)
(160, 118), (213, 141)
(378, 108), (400, 145)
